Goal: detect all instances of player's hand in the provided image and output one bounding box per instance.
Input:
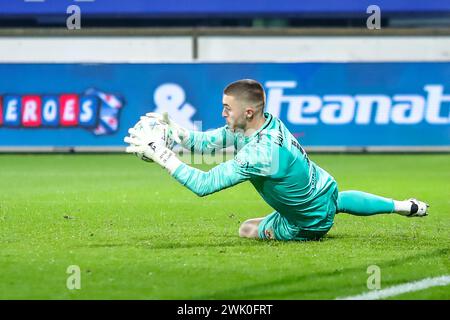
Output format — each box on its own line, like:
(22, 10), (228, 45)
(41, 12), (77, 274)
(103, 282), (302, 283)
(143, 112), (188, 144)
(124, 128), (182, 174)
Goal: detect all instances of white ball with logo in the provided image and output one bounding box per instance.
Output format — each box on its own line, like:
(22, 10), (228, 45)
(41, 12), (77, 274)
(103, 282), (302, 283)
(131, 118), (174, 162)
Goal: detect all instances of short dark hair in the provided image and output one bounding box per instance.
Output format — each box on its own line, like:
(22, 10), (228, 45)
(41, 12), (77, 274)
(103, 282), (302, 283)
(224, 79), (265, 110)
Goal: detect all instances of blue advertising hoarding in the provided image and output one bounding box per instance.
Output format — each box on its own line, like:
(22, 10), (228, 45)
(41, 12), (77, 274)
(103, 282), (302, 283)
(1, 0), (449, 17)
(0, 62), (449, 149)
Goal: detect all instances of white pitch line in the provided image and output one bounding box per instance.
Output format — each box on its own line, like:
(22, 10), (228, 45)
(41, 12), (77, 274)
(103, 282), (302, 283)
(337, 275), (450, 300)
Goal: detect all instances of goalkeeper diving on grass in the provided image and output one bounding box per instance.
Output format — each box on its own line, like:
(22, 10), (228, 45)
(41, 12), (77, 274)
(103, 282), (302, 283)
(124, 79), (429, 241)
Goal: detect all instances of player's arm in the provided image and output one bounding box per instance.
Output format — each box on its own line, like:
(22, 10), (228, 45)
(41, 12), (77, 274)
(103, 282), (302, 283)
(172, 138), (278, 196)
(144, 112), (235, 153)
(125, 128), (273, 197)
(182, 126), (235, 154)
(170, 159), (248, 197)
(172, 139), (276, 196)
(126, 143), (248, 197)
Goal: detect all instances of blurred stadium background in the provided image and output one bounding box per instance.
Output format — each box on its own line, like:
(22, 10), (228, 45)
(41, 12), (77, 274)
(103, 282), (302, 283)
(0, 0), (449, 152)
(0, 0), (449, 300)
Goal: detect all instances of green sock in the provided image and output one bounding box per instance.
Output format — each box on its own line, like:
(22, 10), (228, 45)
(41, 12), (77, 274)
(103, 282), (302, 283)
(337, 190), (395, 216)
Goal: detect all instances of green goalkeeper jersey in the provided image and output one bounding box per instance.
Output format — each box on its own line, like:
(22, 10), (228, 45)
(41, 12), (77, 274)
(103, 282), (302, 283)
(172, 112), (338, 233)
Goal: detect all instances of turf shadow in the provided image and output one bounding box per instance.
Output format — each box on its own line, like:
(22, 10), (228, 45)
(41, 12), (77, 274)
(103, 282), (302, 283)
(83, 233), (356, 250)
(136, 238), (271, 250)
(83, 237), (271, 250)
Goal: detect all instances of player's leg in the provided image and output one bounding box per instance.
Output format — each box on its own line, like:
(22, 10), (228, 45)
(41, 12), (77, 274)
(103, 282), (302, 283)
(337, 190), (429, 217)
(239, 211), (296, 240)
(240, 211), (326, 241)
(238, 217), (265, 239)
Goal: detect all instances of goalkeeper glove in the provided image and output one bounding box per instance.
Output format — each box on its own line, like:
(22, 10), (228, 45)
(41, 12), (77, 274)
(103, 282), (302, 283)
(124, 127), (182, 174)
(143, 112), (189, 144)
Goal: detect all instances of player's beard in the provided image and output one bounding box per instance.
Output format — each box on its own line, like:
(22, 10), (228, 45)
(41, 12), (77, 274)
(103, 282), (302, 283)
(227, 117), (246, 133)
(226, 118), (236, 131)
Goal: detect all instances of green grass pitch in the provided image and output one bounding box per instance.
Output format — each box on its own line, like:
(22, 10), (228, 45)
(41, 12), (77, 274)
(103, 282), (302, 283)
(0, 153), (449, 299)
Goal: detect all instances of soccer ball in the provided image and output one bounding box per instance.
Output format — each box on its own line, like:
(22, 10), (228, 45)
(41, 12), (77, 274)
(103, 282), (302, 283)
(131, 117), (175, 162)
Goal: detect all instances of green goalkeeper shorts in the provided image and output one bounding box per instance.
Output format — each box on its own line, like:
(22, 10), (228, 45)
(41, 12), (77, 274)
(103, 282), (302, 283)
(257, 189), (338, 241)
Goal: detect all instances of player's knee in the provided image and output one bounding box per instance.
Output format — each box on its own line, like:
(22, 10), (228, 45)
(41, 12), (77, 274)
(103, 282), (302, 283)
(238, 220), (259, 239)
(238, 223), (249, 238)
